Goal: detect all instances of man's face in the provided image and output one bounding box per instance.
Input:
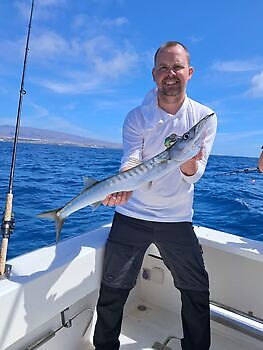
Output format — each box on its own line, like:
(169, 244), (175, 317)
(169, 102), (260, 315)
(152, 45), (193, 99)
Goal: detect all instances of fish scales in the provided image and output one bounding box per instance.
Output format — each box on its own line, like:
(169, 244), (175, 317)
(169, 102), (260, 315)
(37, 113), (215, 241)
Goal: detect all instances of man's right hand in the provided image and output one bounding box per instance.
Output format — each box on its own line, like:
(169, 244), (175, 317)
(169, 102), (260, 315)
(102, 191), (133, 206)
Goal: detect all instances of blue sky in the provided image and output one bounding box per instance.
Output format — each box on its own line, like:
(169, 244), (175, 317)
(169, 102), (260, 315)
(0, 0), (262, 157)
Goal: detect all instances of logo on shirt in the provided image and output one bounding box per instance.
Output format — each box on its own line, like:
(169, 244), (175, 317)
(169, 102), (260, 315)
(164, 133), (178, 148)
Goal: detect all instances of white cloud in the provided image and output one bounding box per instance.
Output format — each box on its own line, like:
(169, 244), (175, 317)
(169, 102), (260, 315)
(29, 114), (87, 136)
(0, 117), (16, 126)
(217, 129), (263, 141)
(102, 17), (128, 26)
(213, 129), (263, 157)
(189, 36), (204, 44)
(31, 31), (69, 60)
(37, 78), (102, 94)
(94, 50), (138, 78)
(14, 1), (30, 19)
(28, 101), (50, 119)
(212, 59), (263, 72)
(90, 0), (126, 5)
(0, 38), (24, 62)
(92, 97), (142, 114)
(37, 48), (138, 94)
(247, 70), (263, 98)
(14, 0), (66, 21)
(73, 15), (128, 30)
(33, 35), (139, 94)
(0, 31), (69, 63)
(12, 101), (89, 137)
(0, 86), (7, 94)
(38, 0), (66, 6)
(210, 58), (263, 99)
(0, 26), (140, 94)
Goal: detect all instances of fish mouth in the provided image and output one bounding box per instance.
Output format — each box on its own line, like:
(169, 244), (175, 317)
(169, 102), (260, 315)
(180, 113), (215, 152)
(191, 113), (215, 148)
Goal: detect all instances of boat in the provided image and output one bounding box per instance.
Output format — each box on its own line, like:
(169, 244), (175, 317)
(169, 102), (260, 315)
(0, 222), (262, 349)
(1, 2), (262, 349)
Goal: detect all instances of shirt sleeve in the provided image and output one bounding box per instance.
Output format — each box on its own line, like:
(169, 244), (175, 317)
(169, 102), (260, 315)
(180, 113), (217, 184)
(120, 109), (144, 171)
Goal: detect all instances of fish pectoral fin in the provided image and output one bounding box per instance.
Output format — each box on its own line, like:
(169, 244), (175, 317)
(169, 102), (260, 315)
(145, 181), (153, 191)
(91, 201), (102, 210)
(83, 176), (99, 188)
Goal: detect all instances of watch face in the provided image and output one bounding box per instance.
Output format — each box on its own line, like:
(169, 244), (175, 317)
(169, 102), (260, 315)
(164, 133), (178, 148)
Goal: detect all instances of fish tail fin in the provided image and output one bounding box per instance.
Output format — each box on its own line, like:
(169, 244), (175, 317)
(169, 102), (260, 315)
(37, 208), (65, 242)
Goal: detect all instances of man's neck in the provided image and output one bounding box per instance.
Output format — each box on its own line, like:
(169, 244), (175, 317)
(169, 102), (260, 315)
(157, 94), (186, 115)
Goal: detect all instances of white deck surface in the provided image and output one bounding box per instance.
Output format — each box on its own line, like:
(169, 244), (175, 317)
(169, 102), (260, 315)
(1, 225), (262, 350)
(120, 301), (182, 350)
(86, 299), (263, 350)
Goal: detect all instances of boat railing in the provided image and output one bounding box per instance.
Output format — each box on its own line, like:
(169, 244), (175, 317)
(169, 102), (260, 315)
(210, 300), (263, 341)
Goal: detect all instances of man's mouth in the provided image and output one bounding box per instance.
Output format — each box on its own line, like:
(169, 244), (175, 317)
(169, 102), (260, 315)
(163, 80), (179, 87)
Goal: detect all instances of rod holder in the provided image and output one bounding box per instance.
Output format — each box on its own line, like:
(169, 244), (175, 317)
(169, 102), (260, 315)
(0, 264), (12, 280)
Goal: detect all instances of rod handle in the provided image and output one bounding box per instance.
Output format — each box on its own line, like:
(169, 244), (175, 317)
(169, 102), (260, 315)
(0, 193), (13, 276)
(4, 193), (13, 222)
(0, 238), (9, 276)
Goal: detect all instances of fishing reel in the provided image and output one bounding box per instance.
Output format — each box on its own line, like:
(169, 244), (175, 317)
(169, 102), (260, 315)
(1, 213), (15, 238)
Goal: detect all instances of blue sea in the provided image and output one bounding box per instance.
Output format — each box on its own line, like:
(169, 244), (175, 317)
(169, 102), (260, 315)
(0, 142), (262, 260)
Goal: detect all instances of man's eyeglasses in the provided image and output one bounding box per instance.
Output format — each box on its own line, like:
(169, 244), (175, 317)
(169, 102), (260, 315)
(156, 64), (186, 73)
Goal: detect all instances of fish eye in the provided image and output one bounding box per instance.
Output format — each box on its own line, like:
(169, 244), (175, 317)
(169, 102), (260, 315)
(170, 133), (177, 141)
(183, 132), (189, 140)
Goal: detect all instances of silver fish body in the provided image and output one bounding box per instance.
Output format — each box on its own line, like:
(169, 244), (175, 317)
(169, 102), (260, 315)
(38, 113), (214, 241)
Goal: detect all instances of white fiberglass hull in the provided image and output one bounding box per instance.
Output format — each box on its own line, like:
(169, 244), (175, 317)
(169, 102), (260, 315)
(0, 224), (262, 350)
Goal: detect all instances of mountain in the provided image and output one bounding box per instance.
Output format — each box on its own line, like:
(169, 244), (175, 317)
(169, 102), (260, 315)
(0, 125), (122, 149)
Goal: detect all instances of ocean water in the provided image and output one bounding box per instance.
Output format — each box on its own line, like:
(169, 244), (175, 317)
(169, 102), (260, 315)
(0, 142), (262, 260)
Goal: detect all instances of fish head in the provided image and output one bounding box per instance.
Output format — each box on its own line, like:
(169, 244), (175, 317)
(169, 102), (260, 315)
(169, 113), (215, 161)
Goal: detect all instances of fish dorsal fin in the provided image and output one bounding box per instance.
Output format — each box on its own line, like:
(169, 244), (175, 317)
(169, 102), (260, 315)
(83, 176), (98, 188)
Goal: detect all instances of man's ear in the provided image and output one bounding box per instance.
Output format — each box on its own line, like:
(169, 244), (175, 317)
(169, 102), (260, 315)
(189, 66), (194, 79)
(152, 68), (156, 81)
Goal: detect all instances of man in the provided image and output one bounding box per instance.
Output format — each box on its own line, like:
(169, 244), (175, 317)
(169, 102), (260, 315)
(93, 41), (217, 350)
(258, 146), (263, 172)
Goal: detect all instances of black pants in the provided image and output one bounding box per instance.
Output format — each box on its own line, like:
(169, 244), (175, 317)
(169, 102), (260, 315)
(93, 213), (210, 350)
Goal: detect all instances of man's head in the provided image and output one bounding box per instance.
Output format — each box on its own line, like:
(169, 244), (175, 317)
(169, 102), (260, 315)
(152, 41), (194, 100)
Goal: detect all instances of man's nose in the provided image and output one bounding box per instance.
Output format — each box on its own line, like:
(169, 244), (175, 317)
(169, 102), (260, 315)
(167, 67), (178, 75)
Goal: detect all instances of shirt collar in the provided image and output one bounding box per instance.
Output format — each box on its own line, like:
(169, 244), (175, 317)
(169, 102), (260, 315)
(157, 95), (189, 121)
(140, 88), (189, 127)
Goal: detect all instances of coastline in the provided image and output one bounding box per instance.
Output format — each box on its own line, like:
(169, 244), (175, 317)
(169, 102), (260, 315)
(0, 136), (122, 149)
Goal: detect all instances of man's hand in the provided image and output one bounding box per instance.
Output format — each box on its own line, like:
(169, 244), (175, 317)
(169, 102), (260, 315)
(180, 149), (203, 176)
(258, 151), (263, 172)
(102, 191), (133, 206)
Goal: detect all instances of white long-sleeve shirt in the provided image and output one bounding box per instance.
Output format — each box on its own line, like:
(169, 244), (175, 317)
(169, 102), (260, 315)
(116, 88), (217, 222)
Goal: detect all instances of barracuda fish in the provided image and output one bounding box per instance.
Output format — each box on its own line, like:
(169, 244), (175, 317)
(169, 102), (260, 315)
(38, 113), (214, 241)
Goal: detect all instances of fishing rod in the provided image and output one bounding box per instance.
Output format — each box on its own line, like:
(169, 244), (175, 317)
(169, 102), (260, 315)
(213, 166), (260, 177)
(214, 146), (263, 177)
(0, 0), (35, 278)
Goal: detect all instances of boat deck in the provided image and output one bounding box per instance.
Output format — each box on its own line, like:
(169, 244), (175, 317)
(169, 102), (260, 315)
(120, 301), (182, 350)
(86, 298), (263, 350)
(2, 226), (262, 350)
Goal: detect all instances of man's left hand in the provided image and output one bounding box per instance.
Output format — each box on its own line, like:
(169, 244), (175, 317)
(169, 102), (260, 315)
(180, 149), (203, 176)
